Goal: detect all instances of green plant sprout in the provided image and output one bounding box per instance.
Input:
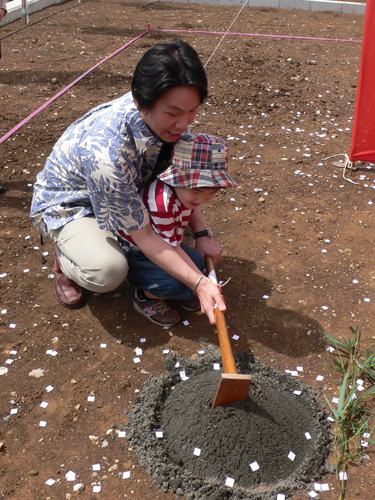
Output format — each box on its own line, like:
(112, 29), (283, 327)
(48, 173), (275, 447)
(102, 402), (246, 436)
(323, 327), (375, 500)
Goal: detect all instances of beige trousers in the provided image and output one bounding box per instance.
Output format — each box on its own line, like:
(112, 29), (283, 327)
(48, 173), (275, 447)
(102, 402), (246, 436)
(48, 216), (129, 293)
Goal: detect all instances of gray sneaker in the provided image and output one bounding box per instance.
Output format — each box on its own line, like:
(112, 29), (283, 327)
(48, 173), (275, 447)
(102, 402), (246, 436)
(134, 289), (181, 327)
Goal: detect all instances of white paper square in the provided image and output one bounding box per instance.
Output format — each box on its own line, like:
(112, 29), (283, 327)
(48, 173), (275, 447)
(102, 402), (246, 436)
(308, 492), (318, 498)
(316, 375), (324, 381)
(140, 338), (146, 343)
(321, 483), (329, 491)
(5, 359), (14, 365)
(213, 363), (221, 371)
(327, 416), (335, 422)
(40, 401), (49, 408)
(225, 477), (235, 487)
(198, 350), (205, 355)
(87, 395), (95, 402)
(305, 432), (312, 440)
(39, 420), (47, 427)
(45, 385), (54, 392)
(356, 378), (364, 386)
(118, 431), (126, 438)
(45, 478), (56, 486)
(293, 390), (302, 396)
(276, 495), (285, 500)
(10, 408), (18, 415)
(296, 366), (303, 372)
(92, 464), (101, 471)
(155, 431), (163, 438)
(135, 348), (143, 356)
(123, 471), (131, 479)
(9, 350), (17, 355)
(287, 451), (296, 461)
(46, 349), (58, 356)
(93, 485), (101, 492)
(193, 447), (201, 456)
(232, 335), (239, 340)
(339, 471), (348, 480)
(290, 371), (299, 377)
(327, 346), (335, 352)
(183, 320), (190, 326)
(65, 470), (76, 481)
(162, 349), (170, 354)
(133, 357), (141, 363)
(332, 397), (339, 404)
(100, 343), (107, 348)
(314, 483), (322, 491)
(174, 362), (180, 368)
(9, 324), (16, 329)
(250, 461), (260, 471)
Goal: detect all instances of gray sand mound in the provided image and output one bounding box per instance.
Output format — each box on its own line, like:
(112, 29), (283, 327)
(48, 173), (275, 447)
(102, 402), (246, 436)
(127, 353), (333, 499)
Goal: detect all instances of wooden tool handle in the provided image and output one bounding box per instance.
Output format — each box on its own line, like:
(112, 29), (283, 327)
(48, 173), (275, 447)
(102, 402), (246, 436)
(205, 256), (237, 375)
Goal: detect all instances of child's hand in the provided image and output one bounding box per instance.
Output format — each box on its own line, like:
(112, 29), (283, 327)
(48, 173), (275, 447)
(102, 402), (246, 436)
(196, 237), (222, 266)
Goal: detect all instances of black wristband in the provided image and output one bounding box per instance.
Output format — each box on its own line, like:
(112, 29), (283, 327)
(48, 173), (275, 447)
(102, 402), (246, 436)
(193, 227), (211, 239)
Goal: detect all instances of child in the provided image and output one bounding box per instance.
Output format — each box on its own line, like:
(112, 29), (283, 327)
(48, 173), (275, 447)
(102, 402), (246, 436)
(116, 133), (238, 327)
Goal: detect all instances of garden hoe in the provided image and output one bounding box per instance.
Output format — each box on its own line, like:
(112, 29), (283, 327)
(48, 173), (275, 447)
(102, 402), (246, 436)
(205, 256), (252, 409)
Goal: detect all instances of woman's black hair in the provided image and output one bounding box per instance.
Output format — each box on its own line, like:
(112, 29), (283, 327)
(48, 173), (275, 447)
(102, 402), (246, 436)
(131, 39), (208, 112)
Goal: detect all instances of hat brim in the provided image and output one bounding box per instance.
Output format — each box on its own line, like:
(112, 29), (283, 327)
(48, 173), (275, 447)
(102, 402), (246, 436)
(157, 165), (239, 189)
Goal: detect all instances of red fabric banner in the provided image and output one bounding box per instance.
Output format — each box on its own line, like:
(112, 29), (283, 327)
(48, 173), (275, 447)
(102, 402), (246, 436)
(349, 0), (375, 162)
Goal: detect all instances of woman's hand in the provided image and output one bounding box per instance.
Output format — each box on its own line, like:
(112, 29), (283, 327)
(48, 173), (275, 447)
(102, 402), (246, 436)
(195, 275), (226, 324)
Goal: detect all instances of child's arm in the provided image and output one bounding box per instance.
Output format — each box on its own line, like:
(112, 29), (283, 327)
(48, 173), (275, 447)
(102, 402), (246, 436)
(189, 207), (222, 265)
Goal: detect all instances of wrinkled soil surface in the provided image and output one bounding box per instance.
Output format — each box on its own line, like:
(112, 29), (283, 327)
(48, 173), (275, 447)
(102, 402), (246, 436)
(1, 1), (374, 499)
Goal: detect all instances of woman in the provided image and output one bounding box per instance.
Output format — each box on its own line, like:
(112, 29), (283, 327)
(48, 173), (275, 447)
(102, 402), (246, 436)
(31, 40), (225, 324)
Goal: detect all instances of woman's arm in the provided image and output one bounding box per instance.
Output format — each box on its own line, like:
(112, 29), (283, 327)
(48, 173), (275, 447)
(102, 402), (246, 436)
(128, 223), (226, 324)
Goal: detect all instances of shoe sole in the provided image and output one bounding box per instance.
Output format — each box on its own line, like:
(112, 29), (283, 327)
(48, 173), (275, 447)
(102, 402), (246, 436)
(133, 300), (180, 327)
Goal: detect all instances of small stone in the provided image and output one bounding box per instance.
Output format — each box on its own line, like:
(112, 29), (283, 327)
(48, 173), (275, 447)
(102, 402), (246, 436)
(258, 197), (265, 203)
(73, 483), (85, 491)
(29, 470), (38, 475)
(28, 368), (44, 378)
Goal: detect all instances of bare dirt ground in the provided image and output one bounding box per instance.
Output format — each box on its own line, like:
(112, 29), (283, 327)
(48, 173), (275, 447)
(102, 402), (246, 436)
(1, 1), (374, 499)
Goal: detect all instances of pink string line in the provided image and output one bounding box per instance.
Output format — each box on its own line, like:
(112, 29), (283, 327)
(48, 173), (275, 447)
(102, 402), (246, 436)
(155, 28), (362, 44)
(0, 23), (361, 147)
(0, 26), (151, 146)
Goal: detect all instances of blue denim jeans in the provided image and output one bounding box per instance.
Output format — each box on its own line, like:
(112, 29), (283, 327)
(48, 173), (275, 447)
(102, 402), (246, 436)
(124, 243), (205, 300)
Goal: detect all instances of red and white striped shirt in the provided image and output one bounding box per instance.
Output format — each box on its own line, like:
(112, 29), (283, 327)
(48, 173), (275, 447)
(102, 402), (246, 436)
(116, 179), (192, 249)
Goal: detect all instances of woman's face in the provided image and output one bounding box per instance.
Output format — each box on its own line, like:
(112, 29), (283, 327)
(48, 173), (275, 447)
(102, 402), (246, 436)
(138, 86), (201, 143)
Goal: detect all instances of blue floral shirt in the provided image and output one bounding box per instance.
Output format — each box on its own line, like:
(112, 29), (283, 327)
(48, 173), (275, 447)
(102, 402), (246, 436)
(30, 92), (163, 236)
